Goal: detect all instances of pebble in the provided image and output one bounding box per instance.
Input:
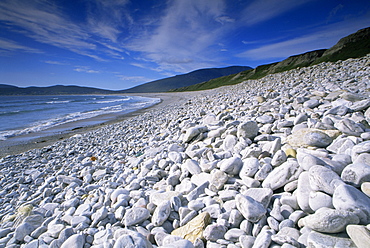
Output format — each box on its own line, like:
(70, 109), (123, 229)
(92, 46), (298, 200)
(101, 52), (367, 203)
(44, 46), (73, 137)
(235, 194), (266, 223)
(299, 207), (359, 233)
(60, 234), (85, 248)
(346, 224), (370, 248)
(1, 55), (370, 248)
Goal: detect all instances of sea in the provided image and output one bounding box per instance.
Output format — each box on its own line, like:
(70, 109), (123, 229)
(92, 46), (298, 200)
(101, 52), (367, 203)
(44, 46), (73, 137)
(0, 95), (160, 141)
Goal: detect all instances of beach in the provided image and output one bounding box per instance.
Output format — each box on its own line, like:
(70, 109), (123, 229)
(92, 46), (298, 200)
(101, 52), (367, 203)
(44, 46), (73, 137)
(0, 55), (369, 248)
(0, 92), (203, 157)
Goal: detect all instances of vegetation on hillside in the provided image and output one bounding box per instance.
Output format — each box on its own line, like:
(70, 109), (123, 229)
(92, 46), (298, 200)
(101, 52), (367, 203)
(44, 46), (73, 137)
(171, 27), (370, 92)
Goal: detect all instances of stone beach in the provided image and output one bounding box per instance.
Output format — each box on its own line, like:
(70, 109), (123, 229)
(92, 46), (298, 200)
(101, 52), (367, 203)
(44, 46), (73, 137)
(0, 55), (370, 248)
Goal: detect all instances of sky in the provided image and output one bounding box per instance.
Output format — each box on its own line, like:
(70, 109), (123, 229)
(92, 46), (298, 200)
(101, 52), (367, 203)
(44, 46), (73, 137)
(0, 0), (369, 90)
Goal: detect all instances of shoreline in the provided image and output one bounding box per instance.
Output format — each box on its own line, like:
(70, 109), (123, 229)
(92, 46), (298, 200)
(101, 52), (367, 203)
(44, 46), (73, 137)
(0, 91), (202, 158)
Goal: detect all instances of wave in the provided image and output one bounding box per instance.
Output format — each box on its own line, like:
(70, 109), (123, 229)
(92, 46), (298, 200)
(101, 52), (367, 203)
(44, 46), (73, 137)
(46, 100), (71, 104)
(0, 96), (161, 140)
(95, 97), (131, 104)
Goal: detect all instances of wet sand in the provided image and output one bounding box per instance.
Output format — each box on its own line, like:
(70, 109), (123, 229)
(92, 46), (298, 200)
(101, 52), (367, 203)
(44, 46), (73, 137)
(0, 91), (203, 157)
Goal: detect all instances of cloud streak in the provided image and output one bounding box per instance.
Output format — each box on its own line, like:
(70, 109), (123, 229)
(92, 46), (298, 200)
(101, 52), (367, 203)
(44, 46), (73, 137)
(74, 66), (100, 74)
(126, 0), (231, 73)
(0, 38), (42, 54)
(239, 17), (370, 61)
(241, 0), (314, 26)
(0, 0), (128, 61)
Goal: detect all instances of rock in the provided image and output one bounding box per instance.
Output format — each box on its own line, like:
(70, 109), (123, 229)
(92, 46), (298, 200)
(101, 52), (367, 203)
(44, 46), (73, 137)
(271, 150), (287, 167)
(296, 171), (314, 213)
(350, 99), (370, 111)
(296, 151), (327, 171)
(186, 181), (209, 201)
(235, 194), (266, 223)
(14, 223), (36, 242)
(184, 159), (202, 175)
(244, 188), (273, 208)
(334, 119), (364, 136)
(287, 128), (340, 148)
(150, 191), (182, 206)
(304, 130), (333, 147)
(256, 115), (274, 124)
(224, 228), (246, 242)
(114, 231), (152, 248)
(303, 99), (320, 109)
(307, 231), (356, 248)
(223, 135), (238, 151)
(57, 175), (83, 186)
(341, 163), (370, 187)
(333, 184), (370, 224)
(162, 235), (194, 248)
(48, 223), (65, 238)
(124, 207), (151, 226)
(308, 165), (344, 195)
(152, 201), (171, 226)
(239, 235), (256, 248)
(183, 126), (207, 143)
(237, 121), (259, 139)
(171, 212), (211, 243)
(60, 234), (85, 248)
(110, 188), (130, 203)
(252, 229), (274, 248)
(361, 182), (370, 197)
(308, 191), (334, 211)
(188, 200), (205, 212)
(299, 207), (359, 233)
(209, 170), (228, 191)
(219, 156), (243, 175)
(324, 105), (349, 116)
(203, 224), (227, 241)
(91, 206), (108, 226)
(262, 160), (302, 190)
(346, 225), (370, 248)
(240, 157), (260, 178)
(271, 227), (300, 246)
(352, 141), (370, 161)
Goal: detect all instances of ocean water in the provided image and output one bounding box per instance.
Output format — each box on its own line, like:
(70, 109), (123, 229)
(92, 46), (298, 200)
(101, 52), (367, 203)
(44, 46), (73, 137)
(0, 95), (160, 141)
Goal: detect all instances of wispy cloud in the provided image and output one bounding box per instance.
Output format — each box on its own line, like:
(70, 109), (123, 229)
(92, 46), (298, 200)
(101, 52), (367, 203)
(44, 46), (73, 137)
(126, 0), (230, 74)
(117, 75), (153, 83)
(241, 0), (314, 26)
(43, 60), (68, 65)
(238, 17), (370, 61)
(0, 38), (42, 54)
(0, 0), (128, 61)
(74, 66), (100, 74)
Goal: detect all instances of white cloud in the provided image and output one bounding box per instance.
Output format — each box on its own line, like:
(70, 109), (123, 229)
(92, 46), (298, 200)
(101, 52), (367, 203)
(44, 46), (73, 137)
(43, 60), (67, 65)
(126, 0), (229, 74)
(241, 0), (313, 26)
(238, 18), (370, 61)
(74, 66), (100, 73)
(117, 75), (151, 82)
(0, 38), (42, 54)
(0, 0), (128, 61)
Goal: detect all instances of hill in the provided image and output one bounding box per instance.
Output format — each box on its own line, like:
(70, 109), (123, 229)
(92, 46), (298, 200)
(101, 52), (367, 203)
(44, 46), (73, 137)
(0, 84), (115, 95)
(0, 66), (251, 95)
(172, 26), (370, 92)
(120, 66), (252, 93)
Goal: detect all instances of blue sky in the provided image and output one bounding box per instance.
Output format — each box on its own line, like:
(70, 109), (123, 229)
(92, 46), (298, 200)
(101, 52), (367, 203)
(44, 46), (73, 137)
(0, 0), (369, 90)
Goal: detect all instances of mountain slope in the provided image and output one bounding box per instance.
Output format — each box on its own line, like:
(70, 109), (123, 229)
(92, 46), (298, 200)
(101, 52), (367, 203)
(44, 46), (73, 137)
(172, 26), (370, 92)
(120, 66), (252, 93)
(0, 84), (115, 95)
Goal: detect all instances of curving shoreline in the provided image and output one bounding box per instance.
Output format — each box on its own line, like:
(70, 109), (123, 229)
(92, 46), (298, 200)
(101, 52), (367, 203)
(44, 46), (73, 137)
(0, 55), (369, 247)
(0, 92), (203, 158)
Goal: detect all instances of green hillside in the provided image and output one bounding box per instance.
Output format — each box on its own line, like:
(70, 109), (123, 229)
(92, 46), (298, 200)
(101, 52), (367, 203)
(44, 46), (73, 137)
(172, 27), (370, 92)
